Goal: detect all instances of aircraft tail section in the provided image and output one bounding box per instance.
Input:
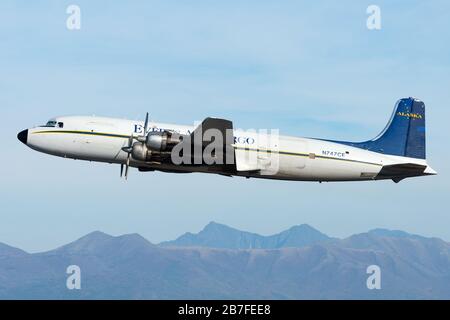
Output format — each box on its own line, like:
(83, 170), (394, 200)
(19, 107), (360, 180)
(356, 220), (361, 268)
(371, 97), (425, 159)
(339, 97), (426, 159)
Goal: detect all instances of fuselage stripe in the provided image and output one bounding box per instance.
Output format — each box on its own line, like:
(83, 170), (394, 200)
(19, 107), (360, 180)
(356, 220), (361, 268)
(233, 146), (381, 166)
(33, 130), (130, 139)
(32, 130), (381, 167)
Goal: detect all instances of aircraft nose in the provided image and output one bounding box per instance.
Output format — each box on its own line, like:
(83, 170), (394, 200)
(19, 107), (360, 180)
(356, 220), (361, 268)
(17, 129), (28, 145)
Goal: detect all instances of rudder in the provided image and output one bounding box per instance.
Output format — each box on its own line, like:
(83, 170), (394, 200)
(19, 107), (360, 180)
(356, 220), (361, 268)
(404, 99), (426, 159)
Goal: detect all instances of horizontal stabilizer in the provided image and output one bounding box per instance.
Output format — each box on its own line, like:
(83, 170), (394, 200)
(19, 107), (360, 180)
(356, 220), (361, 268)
(376, 163), (427, 183)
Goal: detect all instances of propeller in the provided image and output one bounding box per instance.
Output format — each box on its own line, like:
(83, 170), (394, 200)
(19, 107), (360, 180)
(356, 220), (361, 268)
(144, 112), (149, 137)
(120, 112), (150, 180)
(138, 112), (150, 143)
(121, 133), (134, 180)
(125, 148), (131, 180)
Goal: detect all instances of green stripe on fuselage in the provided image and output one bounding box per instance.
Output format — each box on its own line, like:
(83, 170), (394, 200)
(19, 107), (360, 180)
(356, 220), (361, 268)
(33, 130), (129, 139)
(234, 147), (381, 166)
(33, 130), (381, 167)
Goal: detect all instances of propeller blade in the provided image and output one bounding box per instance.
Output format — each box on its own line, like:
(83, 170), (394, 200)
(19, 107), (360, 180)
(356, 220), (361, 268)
(125, 153), (130, 180)
(121, 132), (134, 180)
(143, 112), (149, 136)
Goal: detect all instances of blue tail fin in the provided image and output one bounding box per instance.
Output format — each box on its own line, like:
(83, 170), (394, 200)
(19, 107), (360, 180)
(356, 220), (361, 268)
(338, 98), (426, 159)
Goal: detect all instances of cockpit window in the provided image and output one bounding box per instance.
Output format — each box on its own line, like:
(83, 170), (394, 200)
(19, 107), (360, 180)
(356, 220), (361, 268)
(43, 121), (57, 127)
(40, 120), (63, 128)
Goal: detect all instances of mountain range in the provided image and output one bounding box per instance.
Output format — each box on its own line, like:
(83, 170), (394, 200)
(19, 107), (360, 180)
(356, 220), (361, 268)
(0, 222), (449, 299)
(160, 221), (334, 249)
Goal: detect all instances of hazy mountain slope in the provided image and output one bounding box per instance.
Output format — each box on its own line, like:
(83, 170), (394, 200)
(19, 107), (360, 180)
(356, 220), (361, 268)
(0, 224), (449, 299)
(0, 243), (27, 257)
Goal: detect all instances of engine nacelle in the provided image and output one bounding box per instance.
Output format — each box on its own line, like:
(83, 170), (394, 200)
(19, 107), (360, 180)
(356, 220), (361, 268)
(146, 131), (183, 152)
(131, 143), (151, 162)
(146, 132), (168, 151)
(131, 131), (185, 162)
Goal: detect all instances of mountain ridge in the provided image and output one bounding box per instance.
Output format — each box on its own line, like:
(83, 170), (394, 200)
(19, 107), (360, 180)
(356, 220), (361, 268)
(1, 223), (449, 299)
(159, 221), (334, 249)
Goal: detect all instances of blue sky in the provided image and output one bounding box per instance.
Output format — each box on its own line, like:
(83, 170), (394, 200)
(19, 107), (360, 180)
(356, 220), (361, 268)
(1, 1), (449, 252)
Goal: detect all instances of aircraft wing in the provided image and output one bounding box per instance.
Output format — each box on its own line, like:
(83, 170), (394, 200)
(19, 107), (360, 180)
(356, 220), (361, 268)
(190, 117), (233, 145)
(187, 117), (236, 170)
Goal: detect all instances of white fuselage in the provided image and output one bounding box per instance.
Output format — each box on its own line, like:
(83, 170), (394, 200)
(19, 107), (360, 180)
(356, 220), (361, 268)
(23, 115), (432, 182)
